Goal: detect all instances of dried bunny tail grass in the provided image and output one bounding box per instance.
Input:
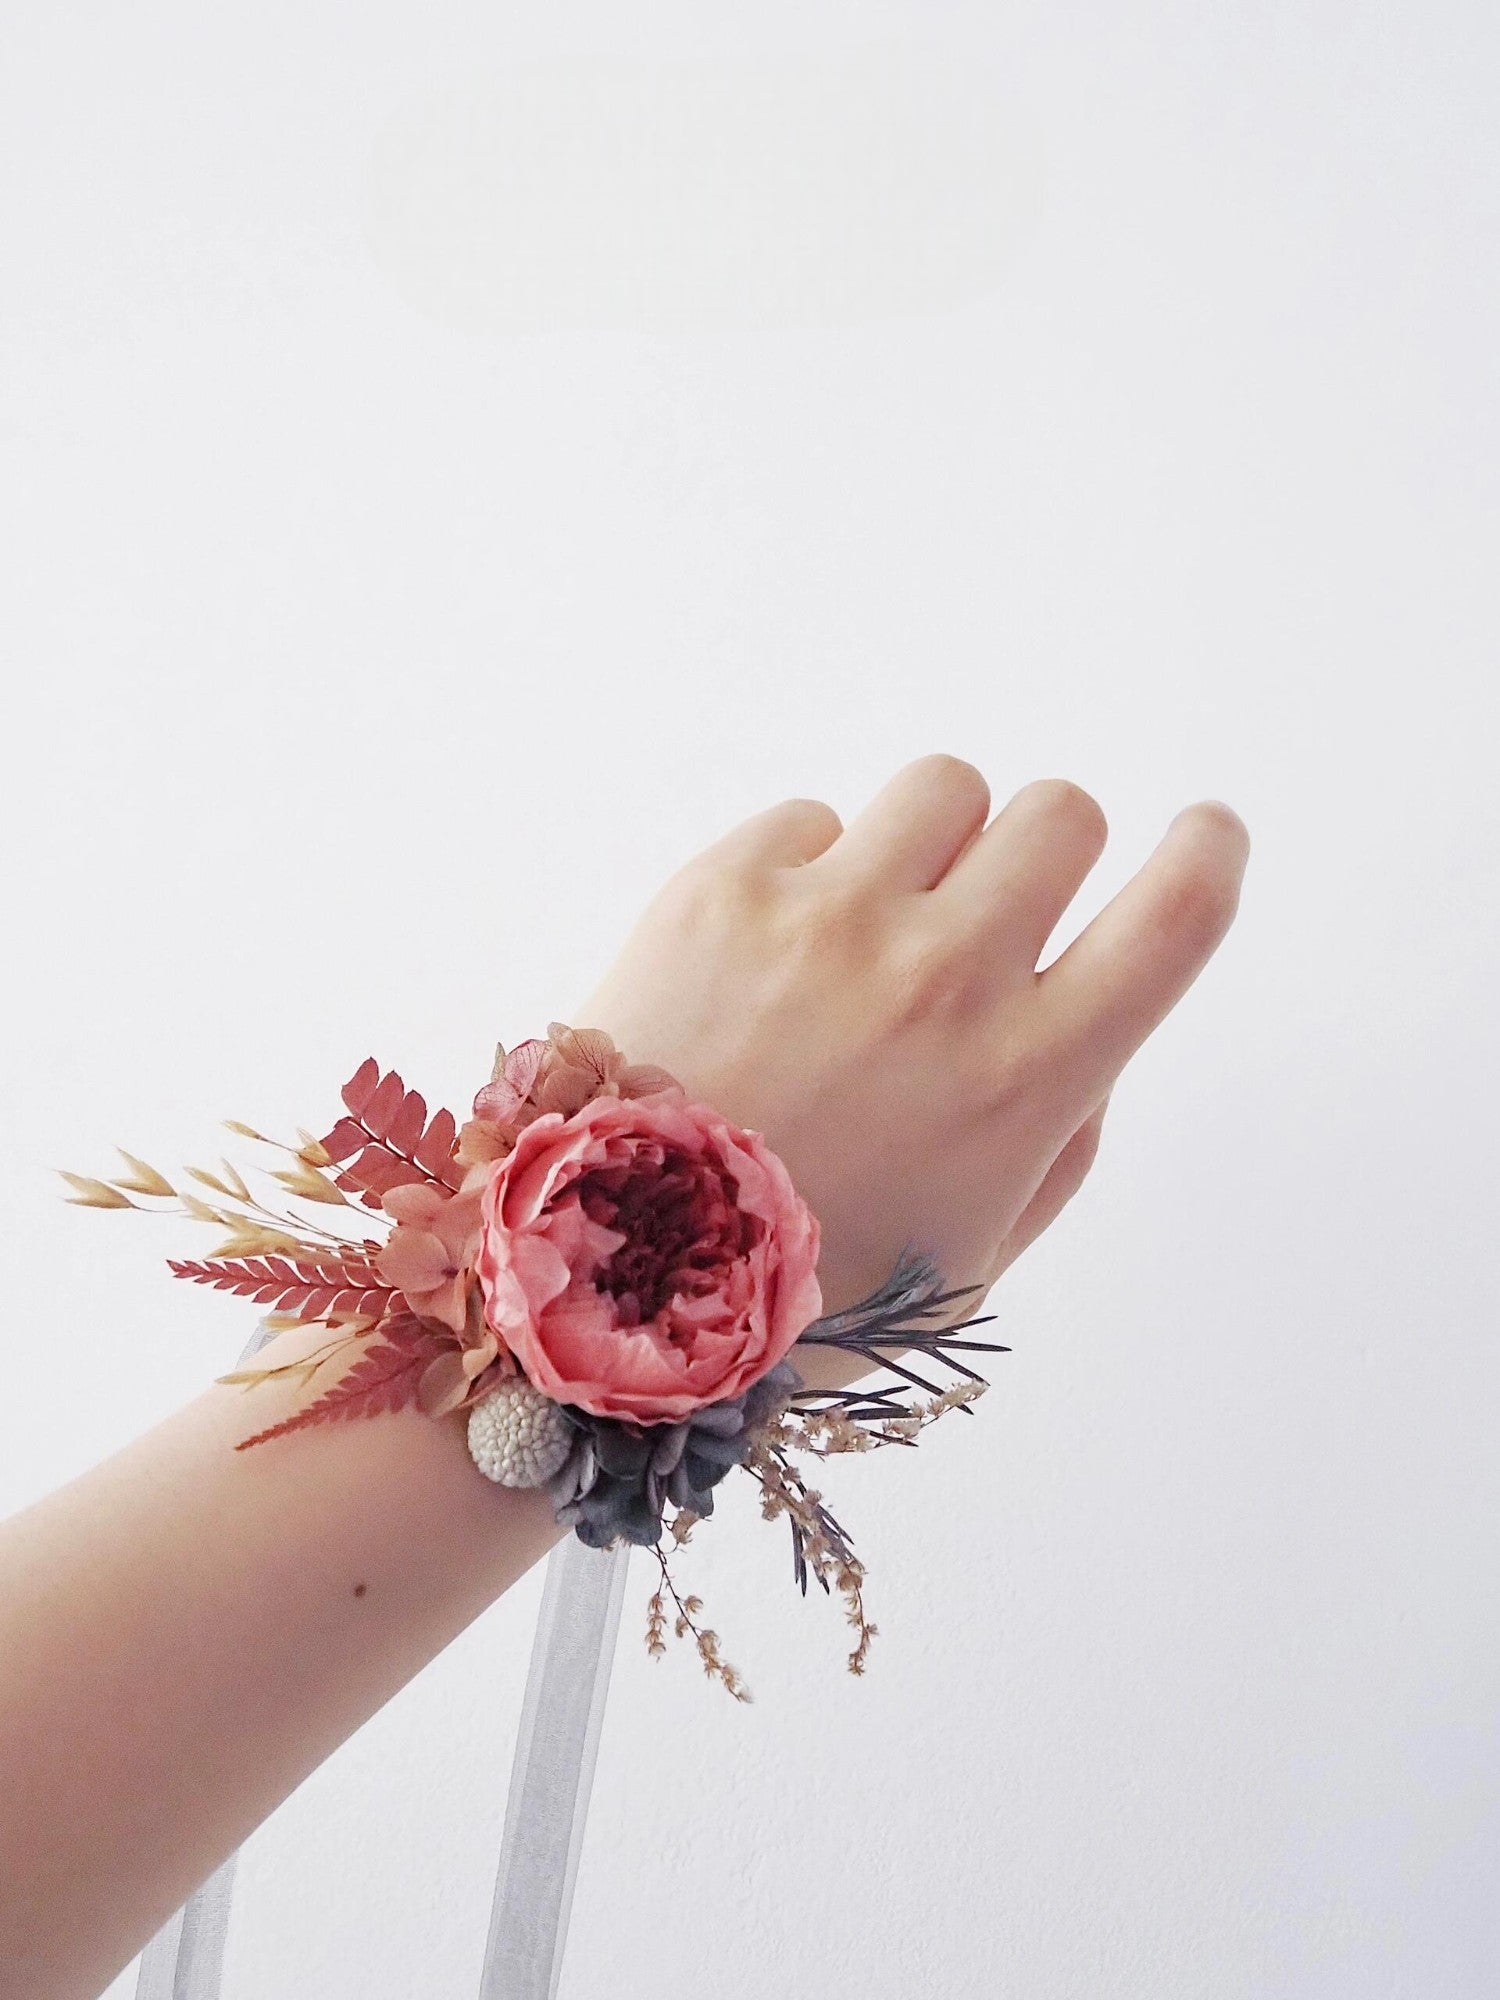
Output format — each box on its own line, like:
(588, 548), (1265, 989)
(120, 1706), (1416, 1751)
(645, 1543), (752, 1703)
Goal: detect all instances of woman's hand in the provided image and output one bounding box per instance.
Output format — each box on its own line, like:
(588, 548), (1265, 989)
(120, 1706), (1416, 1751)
(580, 757), (1249, 1342)
(0, 757), (1249, 2000)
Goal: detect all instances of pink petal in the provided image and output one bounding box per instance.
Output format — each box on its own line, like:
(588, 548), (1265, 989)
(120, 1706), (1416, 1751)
(376, 1227), (450, 1292)
(417, 1350), (472, 1416)
(382, 1183), (447, 1228)
(507, 1230), (573, 1311)
(503, 1040), (549, 1096)
(473, 1077), (526, 1123)
(434, 1186), (485, 1263)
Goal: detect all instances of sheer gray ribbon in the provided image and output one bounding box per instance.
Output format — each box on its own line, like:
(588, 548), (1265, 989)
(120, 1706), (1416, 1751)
(133, 1322), (628, 2000)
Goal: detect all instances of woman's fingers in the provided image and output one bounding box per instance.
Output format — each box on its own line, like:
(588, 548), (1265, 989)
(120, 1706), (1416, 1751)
(1037, 801), (1250, 1111)
(992, 1095), (1110, 1278)
(700, 795), (844, 870)
(820, 754), (992, 893)
(937, 778), (1109, 973)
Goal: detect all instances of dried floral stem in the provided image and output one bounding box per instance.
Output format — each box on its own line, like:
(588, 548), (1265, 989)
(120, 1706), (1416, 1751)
(646, 1544), (752, 1702)
(746, 1443), (876, 1675)
(783, 1380), (987, 1455)
(667, 1508), (698, 1548)
(216, 1327), (364, 1391)
(74, 1165), (387, 1256)
(200, 1166), (383, 1245)
(644, 1580), (669, 1660)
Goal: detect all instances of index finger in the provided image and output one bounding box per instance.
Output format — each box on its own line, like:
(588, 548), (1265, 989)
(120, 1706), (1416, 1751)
(1036, 801), (1250, 1112)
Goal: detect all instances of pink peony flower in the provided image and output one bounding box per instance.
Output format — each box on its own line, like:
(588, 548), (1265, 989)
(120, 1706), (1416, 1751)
(474, 1090), (821, 1424)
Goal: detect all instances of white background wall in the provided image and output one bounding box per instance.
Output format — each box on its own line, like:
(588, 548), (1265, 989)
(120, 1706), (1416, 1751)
(2, 4), (1495, 1995)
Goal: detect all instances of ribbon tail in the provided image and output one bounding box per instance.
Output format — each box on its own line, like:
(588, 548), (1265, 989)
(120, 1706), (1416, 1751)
(133, 1851), (238, 2000)
(478, 1534), (631, 2000)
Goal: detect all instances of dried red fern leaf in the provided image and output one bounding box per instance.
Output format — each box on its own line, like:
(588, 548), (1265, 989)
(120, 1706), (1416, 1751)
(169, 1253), (395, 1325)
(234, 1316), (450, 1450)
(362, 1070), (405, 1140)
(341, 1058), (380, 1114)
(320, 1061), (465, 1208)
(386, 1085), (427, 1157)
(413, 1106), (458, 1177)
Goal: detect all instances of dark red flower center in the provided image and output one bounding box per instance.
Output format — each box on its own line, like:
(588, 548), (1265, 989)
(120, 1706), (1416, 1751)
(576, 1144), (761, 1330)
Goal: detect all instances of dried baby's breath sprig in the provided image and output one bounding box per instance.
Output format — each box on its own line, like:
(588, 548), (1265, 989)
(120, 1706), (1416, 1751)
(647, 1544), (752, 1702)
(780, 1406), (878, 1455)
(644, 1583), (669, 1660)
(867, 1379), (987, 1440)
(783, 1379), (989, 1456)
(668, 1508), (699, 1548)
(746, 1440), (876, 1674)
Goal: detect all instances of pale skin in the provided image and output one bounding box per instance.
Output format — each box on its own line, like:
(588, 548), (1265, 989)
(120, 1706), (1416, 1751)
(0, 757), (1248, 1999)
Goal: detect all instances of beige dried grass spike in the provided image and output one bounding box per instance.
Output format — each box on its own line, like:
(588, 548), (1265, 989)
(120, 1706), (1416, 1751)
(222, 1119), (271, 1142)
(111, 1151), (176, 1198)
(57, 1172), (136, 1209)
(271, 1160), (350, 1207)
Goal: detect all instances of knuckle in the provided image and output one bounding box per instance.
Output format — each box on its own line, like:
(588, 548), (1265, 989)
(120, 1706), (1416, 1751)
(655, 853), (759, 930)
(880, 924), (976, 1027)
(760, 888), (880, 1004)
(982, 1035), (1054, 1116)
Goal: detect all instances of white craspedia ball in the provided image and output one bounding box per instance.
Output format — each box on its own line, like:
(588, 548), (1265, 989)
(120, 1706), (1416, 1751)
(467, 1377), (574, 1488)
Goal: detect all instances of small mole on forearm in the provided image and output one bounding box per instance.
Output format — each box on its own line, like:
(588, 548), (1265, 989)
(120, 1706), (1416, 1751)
(352, 1582), (367, 1598)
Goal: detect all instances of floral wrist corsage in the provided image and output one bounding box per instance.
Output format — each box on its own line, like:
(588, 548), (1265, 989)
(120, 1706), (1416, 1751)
(65, 1025), (1002, 1697)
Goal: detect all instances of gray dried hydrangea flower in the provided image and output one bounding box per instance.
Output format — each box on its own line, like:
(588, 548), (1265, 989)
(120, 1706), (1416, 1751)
(546, 1363), (800, 1550)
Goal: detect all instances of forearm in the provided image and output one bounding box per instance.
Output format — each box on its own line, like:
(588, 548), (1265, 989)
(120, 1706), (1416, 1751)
(0, 759), (1246, 2000)
(0, 1356), (563, 2000)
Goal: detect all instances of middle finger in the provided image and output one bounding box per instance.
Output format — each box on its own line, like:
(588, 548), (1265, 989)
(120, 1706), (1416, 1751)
(935, 778), (1109, 973)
